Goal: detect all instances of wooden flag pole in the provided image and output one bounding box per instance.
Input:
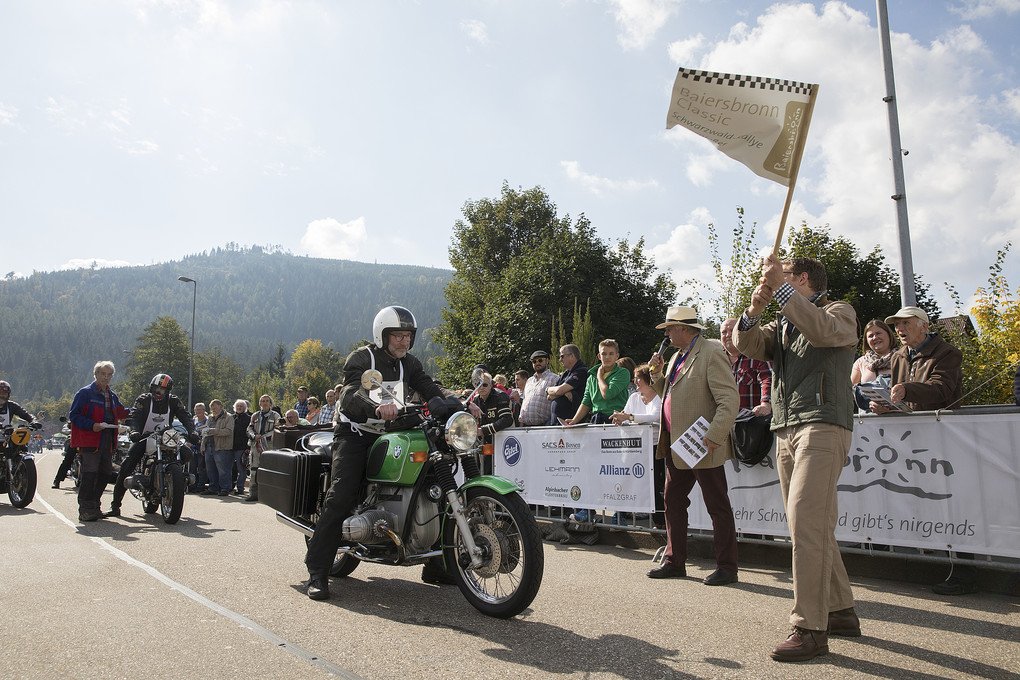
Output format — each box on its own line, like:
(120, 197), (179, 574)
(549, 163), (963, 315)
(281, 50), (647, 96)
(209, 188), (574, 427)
(772, 84), (820, 257)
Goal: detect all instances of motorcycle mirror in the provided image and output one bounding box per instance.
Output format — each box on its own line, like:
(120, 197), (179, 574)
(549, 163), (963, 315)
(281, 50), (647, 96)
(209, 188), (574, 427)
(470, 366), (485, 389)
(361, 369), (384, 391)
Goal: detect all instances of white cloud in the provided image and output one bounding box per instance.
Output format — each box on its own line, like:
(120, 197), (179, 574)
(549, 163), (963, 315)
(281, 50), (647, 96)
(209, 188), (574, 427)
(459, 19), (490, 46)
(57, 258), (134, 271)
(299, 217), (368, 260)
(1000, 88), (1020, 117)
(667, 33), (704, 65)
(561, 160), (658, 195)
(608, 0), (680, 51)
(661, 1), (1020, 304)
(0, 102), (17, 126)
(950, 0), (1020, 19)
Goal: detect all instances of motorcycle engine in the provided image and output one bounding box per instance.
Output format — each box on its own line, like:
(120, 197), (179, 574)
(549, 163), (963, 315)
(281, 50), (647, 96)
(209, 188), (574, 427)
(343, 485), (441, 551)
(342, 509), (397, 545)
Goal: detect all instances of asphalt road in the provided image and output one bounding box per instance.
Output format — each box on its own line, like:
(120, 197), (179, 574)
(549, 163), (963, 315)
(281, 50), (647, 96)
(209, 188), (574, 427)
(2, 447), (1018, 680)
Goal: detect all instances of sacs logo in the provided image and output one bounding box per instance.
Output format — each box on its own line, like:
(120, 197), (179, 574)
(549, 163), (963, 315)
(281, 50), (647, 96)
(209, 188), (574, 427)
(541, 438), (581, 450)
(502, 436), (522, 467)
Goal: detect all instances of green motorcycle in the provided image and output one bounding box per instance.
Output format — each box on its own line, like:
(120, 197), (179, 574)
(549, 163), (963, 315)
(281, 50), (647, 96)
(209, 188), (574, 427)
(262, 369), (543, 618)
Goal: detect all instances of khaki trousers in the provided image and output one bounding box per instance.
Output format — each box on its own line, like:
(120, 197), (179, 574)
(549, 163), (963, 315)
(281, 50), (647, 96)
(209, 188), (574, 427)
(775, 422), (855, 631)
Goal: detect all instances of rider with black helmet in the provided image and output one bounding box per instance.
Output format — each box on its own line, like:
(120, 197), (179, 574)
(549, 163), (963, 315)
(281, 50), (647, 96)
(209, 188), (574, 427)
(0, 380), (38, 431)
(304, 306), (446, 600)
(106, 373), (198, 518)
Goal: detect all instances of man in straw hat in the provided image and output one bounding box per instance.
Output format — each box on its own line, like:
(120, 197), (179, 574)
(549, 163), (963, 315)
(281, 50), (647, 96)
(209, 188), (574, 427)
(734, 255), (861, 662)
(647, 306), (740, 586)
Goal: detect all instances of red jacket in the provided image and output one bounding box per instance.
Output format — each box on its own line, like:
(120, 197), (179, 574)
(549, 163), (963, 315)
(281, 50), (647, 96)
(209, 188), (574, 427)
(69, 381), (129, 450)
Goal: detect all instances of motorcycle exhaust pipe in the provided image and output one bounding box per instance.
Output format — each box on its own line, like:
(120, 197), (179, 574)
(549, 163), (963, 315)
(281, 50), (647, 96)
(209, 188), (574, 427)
(275, 512), (314, 538)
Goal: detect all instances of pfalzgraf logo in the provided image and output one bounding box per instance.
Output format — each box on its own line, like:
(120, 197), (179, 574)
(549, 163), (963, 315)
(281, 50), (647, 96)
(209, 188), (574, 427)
(502, 436), (522, 467)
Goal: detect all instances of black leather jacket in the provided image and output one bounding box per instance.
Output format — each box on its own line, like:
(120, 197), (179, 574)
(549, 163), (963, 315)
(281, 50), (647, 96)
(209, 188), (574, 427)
(338, 345), (442, 425)
(128, 393), (195, 438)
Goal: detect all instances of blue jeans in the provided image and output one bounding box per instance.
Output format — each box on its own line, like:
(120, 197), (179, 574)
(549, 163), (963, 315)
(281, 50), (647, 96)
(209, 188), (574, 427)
(233, 450), (248, 493)
(206, 449), (234, 493)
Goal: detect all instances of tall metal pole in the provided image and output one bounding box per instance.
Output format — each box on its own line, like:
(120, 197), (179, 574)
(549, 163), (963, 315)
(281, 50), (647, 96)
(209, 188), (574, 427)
(877, 0), (917, 306)
(178, 276), (197, 408)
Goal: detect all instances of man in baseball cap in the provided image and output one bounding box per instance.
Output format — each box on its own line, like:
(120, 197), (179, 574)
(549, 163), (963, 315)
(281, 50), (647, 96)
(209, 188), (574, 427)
(519, 350), (557, 426)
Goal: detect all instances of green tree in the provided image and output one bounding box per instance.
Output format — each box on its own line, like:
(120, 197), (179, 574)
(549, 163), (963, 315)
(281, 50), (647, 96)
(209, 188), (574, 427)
(284, 339), (344, 402)
(435, 183), (675, 386)
(123, 316), (198, 404)
(682, 207), (762, 320)
(194, 346), (246, 405)
(550, 298), (596, 371)
(943, 244), (1018, 405)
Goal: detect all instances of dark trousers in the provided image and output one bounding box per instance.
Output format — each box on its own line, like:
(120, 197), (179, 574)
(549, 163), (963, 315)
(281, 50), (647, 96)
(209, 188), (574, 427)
(111, 441), (147, 509)
(77, 447), (113, 512)
(662, 453), (738, 573)
(304, 430), (375, 578)
(54, 448), (76, 483)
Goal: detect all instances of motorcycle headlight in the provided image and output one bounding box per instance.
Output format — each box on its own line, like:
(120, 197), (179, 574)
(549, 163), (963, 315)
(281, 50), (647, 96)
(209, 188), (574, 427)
(160, 429), (181, 448)
(444, 411), (478, 452)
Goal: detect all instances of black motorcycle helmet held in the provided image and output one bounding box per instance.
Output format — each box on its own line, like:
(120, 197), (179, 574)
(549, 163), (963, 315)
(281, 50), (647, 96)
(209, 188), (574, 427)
(150, 373), (173, 400)
(372, 306), (417, 349)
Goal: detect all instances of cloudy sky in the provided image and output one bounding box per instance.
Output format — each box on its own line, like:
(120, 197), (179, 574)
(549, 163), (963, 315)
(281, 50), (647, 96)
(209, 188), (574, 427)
(2, 0), (1018, 316)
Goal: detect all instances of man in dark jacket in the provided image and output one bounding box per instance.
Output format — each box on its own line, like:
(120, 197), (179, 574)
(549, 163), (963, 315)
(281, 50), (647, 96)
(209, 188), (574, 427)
(231, 399), (252, 495)
(304, 306), (445, 601)
(68, 362), (129, 522)
(470, 372), (514, 474)
(871, 306), (963, 413)
(106, 373), (197, 517)
(546, 344), (588, 424)
(879, 306), (973, 596)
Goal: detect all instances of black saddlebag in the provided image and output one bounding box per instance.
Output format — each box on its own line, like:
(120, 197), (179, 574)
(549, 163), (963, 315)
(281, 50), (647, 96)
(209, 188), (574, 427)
(258, 449), (321, 517)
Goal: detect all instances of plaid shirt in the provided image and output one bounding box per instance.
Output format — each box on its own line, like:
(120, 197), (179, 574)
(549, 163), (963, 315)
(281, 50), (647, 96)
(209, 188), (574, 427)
(519, 370), (560, 426)
(316, 403), (336, 425)
(731, 355), (772, 410)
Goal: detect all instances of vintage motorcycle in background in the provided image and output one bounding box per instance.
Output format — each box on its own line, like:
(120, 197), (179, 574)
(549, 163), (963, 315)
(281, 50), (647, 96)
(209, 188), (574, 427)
(261, 369), (544, 618)
(121, 424), (192, 524)
(1, 420), (41, 508)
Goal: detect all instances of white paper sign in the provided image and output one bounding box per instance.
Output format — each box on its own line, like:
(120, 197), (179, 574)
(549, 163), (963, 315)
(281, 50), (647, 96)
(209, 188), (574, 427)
(671, 416), (710, 467)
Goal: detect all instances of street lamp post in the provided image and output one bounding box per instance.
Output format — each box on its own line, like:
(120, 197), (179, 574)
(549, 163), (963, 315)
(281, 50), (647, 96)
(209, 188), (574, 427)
(178, 276), (197, 409)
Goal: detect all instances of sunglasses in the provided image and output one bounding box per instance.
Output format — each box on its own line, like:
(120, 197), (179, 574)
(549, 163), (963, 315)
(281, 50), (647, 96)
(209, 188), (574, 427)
(480, 382), (492, 387)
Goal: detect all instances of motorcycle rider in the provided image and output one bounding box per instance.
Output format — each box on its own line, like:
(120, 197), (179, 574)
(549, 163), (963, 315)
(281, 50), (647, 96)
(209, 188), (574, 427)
(0, 380), (39, 431)
(105, 373), (199, 518)
(68, 362), (130, 522)
(304, 306), (450, 601)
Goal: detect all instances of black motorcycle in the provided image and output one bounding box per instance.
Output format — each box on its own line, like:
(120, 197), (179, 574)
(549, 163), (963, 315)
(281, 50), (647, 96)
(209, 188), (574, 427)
(1, 421), (41, 508)
(262, 369), (544, 618)
(122, 425), (190, 524)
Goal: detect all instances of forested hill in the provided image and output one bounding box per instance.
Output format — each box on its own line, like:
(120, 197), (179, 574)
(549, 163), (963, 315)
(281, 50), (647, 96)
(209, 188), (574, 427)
(0, 246), (451, 401)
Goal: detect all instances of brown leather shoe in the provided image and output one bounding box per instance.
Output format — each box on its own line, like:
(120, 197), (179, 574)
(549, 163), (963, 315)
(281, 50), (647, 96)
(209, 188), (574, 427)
(828, 607), (861, 637)
(770, 627), (828, 662)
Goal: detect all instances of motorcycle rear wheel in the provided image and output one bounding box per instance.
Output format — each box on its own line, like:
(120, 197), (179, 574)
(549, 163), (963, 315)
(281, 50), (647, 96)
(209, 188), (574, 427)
(443, 488), (543, 618)
(8, 458), (37, 508)
(71, 458), (81, 489)
(330, 553), (360, 578)
(160, 464), (186, 524)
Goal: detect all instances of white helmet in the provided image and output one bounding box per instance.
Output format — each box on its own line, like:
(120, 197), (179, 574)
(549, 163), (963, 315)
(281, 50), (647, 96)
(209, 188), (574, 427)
(373, 306), (417, 349)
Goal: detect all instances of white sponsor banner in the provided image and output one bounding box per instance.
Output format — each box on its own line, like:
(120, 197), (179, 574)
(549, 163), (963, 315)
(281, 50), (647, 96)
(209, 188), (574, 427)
(688, 413), (1020, 559)
(665, 67), (817, 186)
(495, 412), (1020, 559)
(494, 424), (656, 513)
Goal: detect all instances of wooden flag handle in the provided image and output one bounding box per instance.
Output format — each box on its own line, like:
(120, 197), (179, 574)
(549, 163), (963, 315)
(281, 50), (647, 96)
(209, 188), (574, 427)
(772, 84), (820, 257)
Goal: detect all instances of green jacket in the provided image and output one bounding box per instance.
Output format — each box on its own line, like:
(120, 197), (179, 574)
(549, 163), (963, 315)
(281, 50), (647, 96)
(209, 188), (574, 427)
(580, 364), (631, 416)
(733, 293), (858, 432)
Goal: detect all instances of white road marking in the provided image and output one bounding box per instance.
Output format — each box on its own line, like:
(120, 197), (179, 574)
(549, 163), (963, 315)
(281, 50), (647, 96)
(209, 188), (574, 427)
(35, 495), (361, 680)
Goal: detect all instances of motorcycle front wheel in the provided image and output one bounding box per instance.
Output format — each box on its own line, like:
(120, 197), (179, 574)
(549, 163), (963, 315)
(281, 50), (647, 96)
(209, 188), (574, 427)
(160, 464), (186, 524)
(8, 458), (37, 508)
(443, 488), (543, 619)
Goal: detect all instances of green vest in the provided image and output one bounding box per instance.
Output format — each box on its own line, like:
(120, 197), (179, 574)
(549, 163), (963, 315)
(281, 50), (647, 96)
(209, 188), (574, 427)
(770, 301), (855, 432)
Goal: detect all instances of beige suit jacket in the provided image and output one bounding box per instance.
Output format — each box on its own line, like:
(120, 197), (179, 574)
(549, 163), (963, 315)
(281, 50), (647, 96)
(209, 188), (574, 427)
(652, 335), (739, 470)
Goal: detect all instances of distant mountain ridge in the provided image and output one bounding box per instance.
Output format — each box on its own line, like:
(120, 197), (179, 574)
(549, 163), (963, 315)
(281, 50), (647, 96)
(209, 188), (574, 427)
(0, 245), (451, 401)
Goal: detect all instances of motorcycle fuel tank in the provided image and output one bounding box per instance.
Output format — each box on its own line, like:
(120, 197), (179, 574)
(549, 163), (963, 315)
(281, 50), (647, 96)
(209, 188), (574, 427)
(366, 430), (429, 485)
